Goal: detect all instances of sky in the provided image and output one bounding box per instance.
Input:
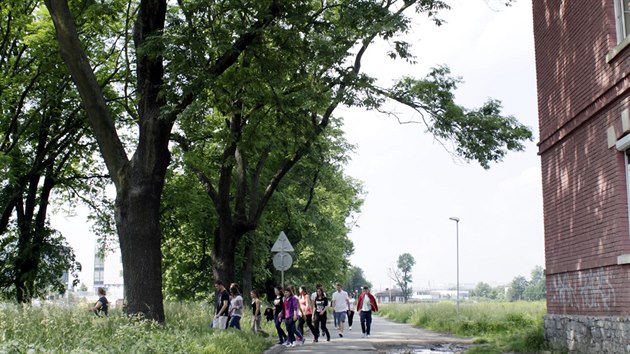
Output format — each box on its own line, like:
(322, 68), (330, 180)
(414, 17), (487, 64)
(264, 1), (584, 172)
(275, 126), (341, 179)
(52, 0), (543, 292)
(342, 0), (543, 291)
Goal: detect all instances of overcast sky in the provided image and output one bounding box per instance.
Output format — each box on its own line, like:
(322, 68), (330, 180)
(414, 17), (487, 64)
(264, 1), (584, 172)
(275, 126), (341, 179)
(341, 0), (543, 291)
(53, 0), (542, 292)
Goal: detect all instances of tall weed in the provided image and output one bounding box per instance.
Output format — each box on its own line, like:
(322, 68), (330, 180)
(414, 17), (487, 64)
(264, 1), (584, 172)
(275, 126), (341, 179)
(379, 301), (549, 353)
(0, 302), (273, 353)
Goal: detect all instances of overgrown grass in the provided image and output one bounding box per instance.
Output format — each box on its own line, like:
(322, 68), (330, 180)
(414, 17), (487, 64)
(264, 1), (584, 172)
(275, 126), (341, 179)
(379, 301), (552, 353)
(0, 301), (275, 353)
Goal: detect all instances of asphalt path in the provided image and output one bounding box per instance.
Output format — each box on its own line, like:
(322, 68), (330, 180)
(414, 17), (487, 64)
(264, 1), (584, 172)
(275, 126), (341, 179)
(263, 315), (474, 354)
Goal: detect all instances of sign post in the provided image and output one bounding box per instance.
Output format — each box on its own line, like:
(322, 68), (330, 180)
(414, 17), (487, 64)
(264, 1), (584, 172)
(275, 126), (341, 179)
(271, 231), (294, 288)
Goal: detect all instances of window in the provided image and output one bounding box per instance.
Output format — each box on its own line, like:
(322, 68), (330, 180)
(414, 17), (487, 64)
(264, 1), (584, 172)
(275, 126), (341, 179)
(615, 0), (630, 43)
(94, 254), (105, 285)
(94, 269), (104, 285)
(94, 255), (104, 268)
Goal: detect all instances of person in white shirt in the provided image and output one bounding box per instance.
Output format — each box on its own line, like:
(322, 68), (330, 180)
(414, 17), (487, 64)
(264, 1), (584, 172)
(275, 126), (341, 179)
(347, 292), (356, 330)
(356, 286), (379, 337)
(331, 283), (350, 337)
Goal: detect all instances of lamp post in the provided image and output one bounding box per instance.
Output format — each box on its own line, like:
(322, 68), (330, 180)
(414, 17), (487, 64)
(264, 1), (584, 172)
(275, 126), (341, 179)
(449, 216), (460, 320)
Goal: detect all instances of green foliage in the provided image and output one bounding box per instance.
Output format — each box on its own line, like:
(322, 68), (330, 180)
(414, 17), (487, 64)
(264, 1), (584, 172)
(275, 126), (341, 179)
(0, 302), (272, 353)
(0, 229), (81, 302)
(379, 301), (549, 353)
(0, 0), (115, 302)
(385, 67), (533, 169)
(471, 266), (546, 302)
(469, 282), (498, 300)
(162, 123), (363, 298)
(506, 275), (528, 301)
(269, 145), (362, 289)
(522, 266), (546, 301)
(344, 266), (372, 295)
(161, 170), (216, 301)
(37, 0), (532, 321)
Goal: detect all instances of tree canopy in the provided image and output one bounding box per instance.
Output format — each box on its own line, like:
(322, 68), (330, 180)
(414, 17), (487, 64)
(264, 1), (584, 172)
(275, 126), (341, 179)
(0, 0), (538, 322)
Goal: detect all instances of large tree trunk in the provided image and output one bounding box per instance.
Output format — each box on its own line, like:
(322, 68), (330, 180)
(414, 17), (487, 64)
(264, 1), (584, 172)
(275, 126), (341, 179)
(212, 225), (238, 284)
(115, 112), (171, 322)
(45, 0), (169, 322)
(116, 175), (165, 322)
(14, 252), (36, 303)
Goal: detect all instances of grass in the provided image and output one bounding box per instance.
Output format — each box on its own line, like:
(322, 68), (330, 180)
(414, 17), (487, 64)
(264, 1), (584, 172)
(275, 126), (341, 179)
(1, 299), (553, 353)
(0, 301), (276, 353)
(378, 301), (552, 353)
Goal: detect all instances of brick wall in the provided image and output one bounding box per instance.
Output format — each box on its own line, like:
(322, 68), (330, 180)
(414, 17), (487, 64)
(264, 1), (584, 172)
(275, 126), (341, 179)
(546, 265), (630, 316)
(534, 0), (630, 318)
(534, 1), (613, 143)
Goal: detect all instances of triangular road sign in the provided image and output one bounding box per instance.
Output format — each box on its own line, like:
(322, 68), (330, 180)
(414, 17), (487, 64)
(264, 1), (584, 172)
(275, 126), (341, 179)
(271, 231), (294, 252)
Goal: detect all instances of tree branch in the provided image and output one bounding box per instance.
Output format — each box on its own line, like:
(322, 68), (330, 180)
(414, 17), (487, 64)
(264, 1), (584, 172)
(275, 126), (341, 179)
(44, 0), (129, 188)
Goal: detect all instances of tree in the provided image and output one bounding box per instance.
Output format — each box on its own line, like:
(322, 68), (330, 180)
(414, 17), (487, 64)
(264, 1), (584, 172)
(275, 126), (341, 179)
(507, 275), (528, 301)
(469, 282), (497, 300)
(43, 0), (532, 322)
(171, 0), (533, 290)
(161, 126), (362, 299)
(523, 265), (546, 301)
(0, 0), (120, 303)
(43, 0), (282, 322)
(389, 253), (415, 302)
(344, 266), (372, 296)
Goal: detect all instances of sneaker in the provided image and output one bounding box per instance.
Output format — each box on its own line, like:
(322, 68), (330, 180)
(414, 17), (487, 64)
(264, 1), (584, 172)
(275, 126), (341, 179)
(301, 337), (306, 345)
(349, 326), (352, 330)
(362, 333), (366, 338)
(339, 333), (343, 338)
(283, 342), (291, 347)
(289, 342), (295, 347)
(367, 334), (371, 338)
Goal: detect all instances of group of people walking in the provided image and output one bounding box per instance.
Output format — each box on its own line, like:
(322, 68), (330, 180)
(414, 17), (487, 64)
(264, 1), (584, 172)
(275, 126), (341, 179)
(211, 280), (379, 347)
(272, 283), (379, 347)
(212, 280), (263, 332)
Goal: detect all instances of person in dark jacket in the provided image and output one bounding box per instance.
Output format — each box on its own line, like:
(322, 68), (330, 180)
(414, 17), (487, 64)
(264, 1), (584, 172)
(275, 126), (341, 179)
(93, 287), (108, 317)
(273, 286), (287, 344)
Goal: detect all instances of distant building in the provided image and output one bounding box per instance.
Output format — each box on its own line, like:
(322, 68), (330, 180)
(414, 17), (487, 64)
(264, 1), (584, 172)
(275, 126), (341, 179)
(375, 288), (469, 303)
(412, 289), (470, 302)
(374, 288), (405, 303)
(93, 244), (124, 305)
(411, 290), (435, 302)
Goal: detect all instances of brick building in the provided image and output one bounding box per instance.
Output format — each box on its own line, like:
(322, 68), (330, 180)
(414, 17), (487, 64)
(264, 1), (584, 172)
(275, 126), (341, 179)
(533, 1), (630, 352)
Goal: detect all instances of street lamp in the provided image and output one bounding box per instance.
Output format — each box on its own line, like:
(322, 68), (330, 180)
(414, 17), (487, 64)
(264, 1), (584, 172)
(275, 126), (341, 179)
(449, 216), (460, 320)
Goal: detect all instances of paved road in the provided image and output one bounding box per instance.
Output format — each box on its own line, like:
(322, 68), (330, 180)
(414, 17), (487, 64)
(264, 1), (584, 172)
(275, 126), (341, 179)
(263, 315), (474, 354)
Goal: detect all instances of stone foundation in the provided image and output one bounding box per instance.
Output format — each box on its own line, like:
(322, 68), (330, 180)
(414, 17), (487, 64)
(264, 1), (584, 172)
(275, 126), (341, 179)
(544, 314), (630, 353)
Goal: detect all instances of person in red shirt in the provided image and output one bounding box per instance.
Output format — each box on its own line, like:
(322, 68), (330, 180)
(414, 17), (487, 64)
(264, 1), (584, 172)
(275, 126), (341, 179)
(356, 286), (378, 337)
